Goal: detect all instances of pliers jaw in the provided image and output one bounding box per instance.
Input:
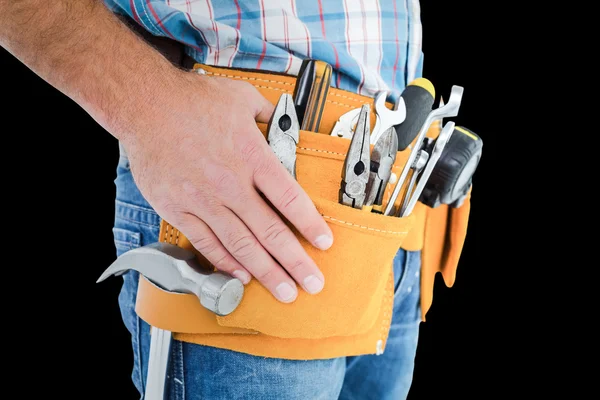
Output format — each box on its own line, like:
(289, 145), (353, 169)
(339, 104), (371, 209)
(267, 93), (300, 178)
(365, 127), (398, 207)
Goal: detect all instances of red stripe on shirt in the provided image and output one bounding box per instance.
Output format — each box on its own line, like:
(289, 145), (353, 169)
(374, 0), (383, 91)
(391, 0), (400, 90)
(283, 10), (292, 73)
(185, 13), (212, 54)
(129, 0), (142, 26)
(357, 0), (367, 93)
(205, 1), (220, 65)
(229, 0), (242, 67)
(317, 0), (340, 86)
(233, 0), (242, 30)
(343, 0), (354, 89)
(257, 0), (268, 69)
(146, 0), (176, 39)
(257, 42), (267, 69)
(290, 0), (310, 58)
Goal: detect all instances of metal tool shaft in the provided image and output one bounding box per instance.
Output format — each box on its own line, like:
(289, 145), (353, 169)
(371, 92), (406, 144)
(383, 86), (463, 216)
(400, 121), (456, 216)
(145, 327), (172, 400)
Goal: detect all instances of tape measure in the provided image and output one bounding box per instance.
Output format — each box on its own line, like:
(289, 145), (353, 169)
(419, 126), (483, 208)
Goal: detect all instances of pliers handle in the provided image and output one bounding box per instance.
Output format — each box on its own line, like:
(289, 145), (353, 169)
(364, 127), (398, 210)
(267, 93), (300, 179)
(339, 104), (371, 209)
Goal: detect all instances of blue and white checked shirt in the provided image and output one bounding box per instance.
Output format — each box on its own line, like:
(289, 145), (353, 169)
(104, 0), (424, 103)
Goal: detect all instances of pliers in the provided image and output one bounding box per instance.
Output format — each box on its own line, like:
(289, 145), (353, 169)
(339, 104), (371, 209)
(364, 127), (398, 212)
(267, 93), (300, 179)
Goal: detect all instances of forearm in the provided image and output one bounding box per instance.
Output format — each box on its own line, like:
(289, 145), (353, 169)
(0, 0), (181, 138)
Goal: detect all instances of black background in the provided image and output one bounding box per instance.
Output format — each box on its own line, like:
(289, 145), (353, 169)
(1, 1), (512, 398)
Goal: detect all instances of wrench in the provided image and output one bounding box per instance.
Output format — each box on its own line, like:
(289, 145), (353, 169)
(397, 145), (430, 217)
(370, 91), (406, 144)
(400, 121), (456, 216)
(383, 85), (464, 216)
(330, 107), (361, 139)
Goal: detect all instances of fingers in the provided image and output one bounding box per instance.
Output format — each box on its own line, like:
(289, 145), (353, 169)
(253, 150), (334, 251)
(239, 81), (275, 123)
(230, 189), (326, 295)
(173, 212), (252, 285)
(198, 204), (300, 303)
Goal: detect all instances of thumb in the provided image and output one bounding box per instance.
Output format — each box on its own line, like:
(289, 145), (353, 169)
(252, 91), (275, 123)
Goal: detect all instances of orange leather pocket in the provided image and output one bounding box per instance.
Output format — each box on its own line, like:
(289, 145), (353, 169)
(420, 189), (472, 320)
(135, 123), (419, 359)
(213, 124), (415, 339)
(215, 194), (414, 339)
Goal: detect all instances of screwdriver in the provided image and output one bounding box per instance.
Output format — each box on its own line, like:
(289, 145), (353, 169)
(293, 59), (333, 132)
(395, 78), (436, 150)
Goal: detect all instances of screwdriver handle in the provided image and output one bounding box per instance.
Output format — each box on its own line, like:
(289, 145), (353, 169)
(293, 59), (333, 132)
(395, 78), (435, 151)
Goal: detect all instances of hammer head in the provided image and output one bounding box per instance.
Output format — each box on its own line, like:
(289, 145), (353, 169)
(97, 242), (244, 316)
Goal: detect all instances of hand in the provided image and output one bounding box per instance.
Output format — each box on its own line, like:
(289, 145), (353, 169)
(118, 71), (333, 303)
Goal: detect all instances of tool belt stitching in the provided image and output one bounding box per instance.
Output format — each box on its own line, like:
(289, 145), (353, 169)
(297, 147), (346, 157)
(202, 70), (372, 109)
(164, 224), (180, 245)
(322, 216), (409, 235)
(164, 214), (409, 238)
(205, 70), (378, 104)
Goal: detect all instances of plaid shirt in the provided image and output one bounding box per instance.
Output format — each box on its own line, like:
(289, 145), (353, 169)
(104, 0), (424, 103)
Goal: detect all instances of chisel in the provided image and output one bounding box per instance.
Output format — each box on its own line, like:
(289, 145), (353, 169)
(293, 59), (333, 132)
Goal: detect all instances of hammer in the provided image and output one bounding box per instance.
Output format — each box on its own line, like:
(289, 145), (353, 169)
(97, 242), (245, 399)
(97, 241), (244, 316)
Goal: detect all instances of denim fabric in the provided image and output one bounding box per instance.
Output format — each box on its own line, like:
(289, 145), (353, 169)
(113, 144), (421, 400)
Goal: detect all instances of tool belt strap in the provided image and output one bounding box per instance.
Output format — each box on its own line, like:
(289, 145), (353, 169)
(134, 63), (472, 360)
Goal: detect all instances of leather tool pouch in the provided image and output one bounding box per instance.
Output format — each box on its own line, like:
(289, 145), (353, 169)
(133, 64), (473, 360)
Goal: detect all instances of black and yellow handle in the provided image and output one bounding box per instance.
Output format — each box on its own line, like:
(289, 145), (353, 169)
(395, 78), (436, 150)
(293, 59), (333, 132)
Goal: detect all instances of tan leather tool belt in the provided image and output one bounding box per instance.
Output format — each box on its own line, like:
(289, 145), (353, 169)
(134, 64), (472, 360)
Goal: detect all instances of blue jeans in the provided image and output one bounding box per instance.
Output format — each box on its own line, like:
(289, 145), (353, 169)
(113, 144), (422, 399)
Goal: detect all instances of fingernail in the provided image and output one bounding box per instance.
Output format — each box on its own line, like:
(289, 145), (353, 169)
(303, 275), (324, 294)
(232, 270), (251, 285)
(314, 234), (333, 250)
(275, 282), (297, 302)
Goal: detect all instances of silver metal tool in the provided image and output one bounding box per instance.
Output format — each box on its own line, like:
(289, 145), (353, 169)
(97, 242), (245, 316)
(330, 107), (361, 139)
(399, 121), (456, 216)
(370, 91), (406, 145)
(267, 93), (300, 178)
(339, 104), (371, 209)
(397, 145), (430, 217)
(145, 326), (172, 400)
(438, 96), (445, 127)
(383, 85), (464, 216)
(97, 242), (245, 400)
(365, 127), (398, 210)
